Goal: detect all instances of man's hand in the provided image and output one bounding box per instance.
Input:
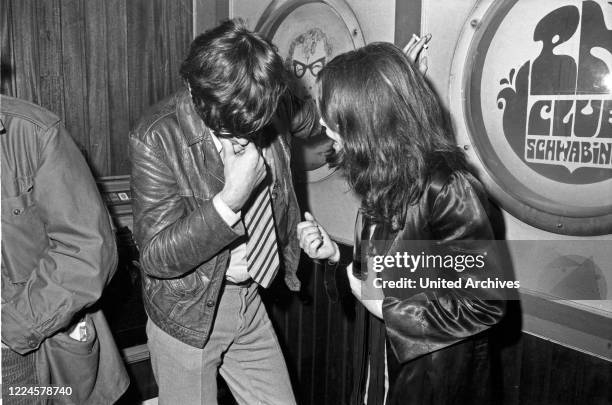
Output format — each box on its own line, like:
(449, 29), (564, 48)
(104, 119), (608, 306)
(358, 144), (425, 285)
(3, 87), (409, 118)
(218, 138), (267, 212)
(297, 212), (340, 262)
(403, 33), (431, 75)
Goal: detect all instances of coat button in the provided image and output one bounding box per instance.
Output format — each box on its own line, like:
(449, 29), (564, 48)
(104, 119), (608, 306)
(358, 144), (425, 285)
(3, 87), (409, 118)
(206, 300), (215, 307)
(12, 208), (22, 215)
(27, 338), (37, 348)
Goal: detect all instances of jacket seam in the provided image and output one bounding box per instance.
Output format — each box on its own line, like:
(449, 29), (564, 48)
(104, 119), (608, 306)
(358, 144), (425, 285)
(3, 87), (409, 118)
(37, 123), (60, 166)
(129, 133), (169, 164)
(144, 294), (209, 337)
(1, 110), (60, 132)
(142, 109), (175, 136)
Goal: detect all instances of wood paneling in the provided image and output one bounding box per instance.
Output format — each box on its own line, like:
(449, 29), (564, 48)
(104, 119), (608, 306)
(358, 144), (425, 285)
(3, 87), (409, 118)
(2, 0), (195, 176)
(59, 0), (88, 156)
(106, 0), (130, 175)
(0, 0), (15, 96)
(261, 244), (357, 405)
(10, 0), (40, 103)
(37, 0), (65, 121)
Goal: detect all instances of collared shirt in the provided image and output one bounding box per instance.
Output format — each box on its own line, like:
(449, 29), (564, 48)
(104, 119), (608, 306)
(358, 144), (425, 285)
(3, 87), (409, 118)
(210, 132), (276, 283)
(210, 133), (250, 283)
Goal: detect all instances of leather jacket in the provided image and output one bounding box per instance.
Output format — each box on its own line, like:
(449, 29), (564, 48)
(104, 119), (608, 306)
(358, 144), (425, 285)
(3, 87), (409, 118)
(328, 162), (507, 404)
(379, 167), (506, 364)
(129, 89), (319, 347)
(380, 166), (507, 404)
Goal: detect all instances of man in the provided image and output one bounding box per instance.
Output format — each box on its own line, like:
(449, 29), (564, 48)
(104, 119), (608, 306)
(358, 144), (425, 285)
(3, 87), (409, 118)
(1, 95), (129, 404)
(129, 19), (321, 404)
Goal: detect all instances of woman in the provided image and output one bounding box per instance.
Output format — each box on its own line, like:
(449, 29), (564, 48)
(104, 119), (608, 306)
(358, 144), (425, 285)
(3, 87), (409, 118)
(297, 42), (506, 405)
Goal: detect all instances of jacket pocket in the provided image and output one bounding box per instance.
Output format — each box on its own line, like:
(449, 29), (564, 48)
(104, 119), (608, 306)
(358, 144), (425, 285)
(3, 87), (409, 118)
(37, 314), (100, 405)
(1, 184), (47, 283)
(167, 269), (204, 297)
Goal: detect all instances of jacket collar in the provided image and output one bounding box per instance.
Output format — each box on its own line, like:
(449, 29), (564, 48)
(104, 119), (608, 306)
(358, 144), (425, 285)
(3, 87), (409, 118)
(176, 88), (214, 147)
(175, 89), (225, 183)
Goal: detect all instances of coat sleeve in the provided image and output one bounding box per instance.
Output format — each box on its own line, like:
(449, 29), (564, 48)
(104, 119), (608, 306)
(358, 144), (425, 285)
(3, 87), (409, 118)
(1, 123), (118, 354)
(129, 134), (244, 279)
(381, 173), (506, 363)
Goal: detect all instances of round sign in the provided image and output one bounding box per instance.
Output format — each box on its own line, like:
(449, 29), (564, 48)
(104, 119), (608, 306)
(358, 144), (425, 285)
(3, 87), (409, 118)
(257, 0), (365, 183)
(450, 0), (612, 235)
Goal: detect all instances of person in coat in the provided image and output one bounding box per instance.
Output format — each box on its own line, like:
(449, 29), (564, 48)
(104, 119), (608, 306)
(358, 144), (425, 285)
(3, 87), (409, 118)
(1, 95), (129, 405)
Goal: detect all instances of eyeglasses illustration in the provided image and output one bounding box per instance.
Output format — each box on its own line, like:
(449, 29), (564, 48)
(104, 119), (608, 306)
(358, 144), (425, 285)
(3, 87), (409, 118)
(292, 57), (326, 78)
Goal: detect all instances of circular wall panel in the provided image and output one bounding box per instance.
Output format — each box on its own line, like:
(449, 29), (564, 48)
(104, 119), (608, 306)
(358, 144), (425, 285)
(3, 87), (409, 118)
(449, 0), (612, 235)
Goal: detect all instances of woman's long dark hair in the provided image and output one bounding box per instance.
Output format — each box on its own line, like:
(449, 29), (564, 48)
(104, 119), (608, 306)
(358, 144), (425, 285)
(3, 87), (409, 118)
(317, 42), (467, 228)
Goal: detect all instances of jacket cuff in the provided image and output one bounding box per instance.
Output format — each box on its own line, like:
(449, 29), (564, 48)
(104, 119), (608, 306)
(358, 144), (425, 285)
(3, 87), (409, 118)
(212, 194), (241, 227)
(1, 303), (45, 354)
(199, 198), (245, 240)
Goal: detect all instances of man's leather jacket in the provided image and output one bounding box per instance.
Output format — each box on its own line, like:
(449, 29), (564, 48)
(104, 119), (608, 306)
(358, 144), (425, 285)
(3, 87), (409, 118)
(129, 89), (320, 348)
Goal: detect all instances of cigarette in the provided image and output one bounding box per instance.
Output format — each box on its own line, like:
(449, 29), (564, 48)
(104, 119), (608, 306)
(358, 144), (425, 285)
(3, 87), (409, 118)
(412, 33), (429, 49)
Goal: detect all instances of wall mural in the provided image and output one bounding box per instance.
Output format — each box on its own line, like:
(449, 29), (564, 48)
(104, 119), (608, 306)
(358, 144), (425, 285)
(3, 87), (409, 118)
(285, 28), (333, 100)
(462, 0), (611, 235)
(257, 0), (365, 182)
(496, 1), (611, 184)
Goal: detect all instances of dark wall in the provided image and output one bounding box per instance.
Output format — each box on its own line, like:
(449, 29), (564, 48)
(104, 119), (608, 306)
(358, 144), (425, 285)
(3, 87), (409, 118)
(1, 0), (193, 177)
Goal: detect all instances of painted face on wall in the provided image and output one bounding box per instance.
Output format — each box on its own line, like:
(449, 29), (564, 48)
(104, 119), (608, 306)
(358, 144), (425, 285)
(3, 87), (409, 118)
(286, 28), (332, 99)
(283, 28), (335, 172)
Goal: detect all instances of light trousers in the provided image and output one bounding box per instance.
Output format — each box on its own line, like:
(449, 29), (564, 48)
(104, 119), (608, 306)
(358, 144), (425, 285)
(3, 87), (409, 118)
(147, 282), (296, 405)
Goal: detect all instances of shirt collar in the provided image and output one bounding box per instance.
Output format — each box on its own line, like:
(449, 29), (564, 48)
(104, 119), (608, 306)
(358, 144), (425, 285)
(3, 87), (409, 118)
(209, 130), (223, 154)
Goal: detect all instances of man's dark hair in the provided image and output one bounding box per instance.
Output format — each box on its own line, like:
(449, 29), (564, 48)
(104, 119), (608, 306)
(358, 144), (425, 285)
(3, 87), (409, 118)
(317, 42), (467, 228)
(180, 19), (287, 140)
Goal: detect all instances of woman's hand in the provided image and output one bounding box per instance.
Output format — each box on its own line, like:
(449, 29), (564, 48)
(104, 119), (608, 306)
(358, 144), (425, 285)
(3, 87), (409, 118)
(297, 212), (340, 262)
(403, 33), (431, 75)
(347, 263), (383, 319)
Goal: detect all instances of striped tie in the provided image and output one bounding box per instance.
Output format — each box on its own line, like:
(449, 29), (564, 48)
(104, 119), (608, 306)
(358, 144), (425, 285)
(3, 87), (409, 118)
(244, 185), (280, 288)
